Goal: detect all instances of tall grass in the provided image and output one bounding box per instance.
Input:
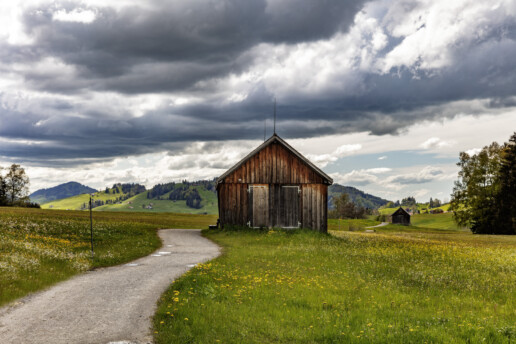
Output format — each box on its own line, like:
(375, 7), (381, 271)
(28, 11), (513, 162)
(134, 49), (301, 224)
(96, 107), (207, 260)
(154, 227), (516, 343)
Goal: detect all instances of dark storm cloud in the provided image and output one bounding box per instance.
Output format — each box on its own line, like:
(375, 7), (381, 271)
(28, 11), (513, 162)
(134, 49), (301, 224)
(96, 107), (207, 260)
(14, 0), (365, 94)
(2, 0), (516, 166)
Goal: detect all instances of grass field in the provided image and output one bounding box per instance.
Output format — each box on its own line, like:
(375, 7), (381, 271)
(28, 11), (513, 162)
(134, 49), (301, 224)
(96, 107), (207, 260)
(379, 203), (451, 215)
(329, 212), (463, 231)
(3, 207), (515, 343)
(154, 226), (516, 343)
(0, 207), (217, 307)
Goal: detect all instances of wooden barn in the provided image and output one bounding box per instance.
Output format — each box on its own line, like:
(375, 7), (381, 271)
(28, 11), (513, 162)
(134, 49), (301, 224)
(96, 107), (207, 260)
(390, 207), (411, 225)
(216, 134), (333, 232)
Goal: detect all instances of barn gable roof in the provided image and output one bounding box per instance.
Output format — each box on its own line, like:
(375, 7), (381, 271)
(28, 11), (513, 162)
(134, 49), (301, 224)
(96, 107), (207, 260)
(217, 134), (333, 185)
(391, 207), (411, 217)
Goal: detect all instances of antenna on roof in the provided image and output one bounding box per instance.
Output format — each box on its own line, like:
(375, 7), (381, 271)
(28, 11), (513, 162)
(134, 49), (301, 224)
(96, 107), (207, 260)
(264, 116), (266, 142)
(273, 97), (277, 135)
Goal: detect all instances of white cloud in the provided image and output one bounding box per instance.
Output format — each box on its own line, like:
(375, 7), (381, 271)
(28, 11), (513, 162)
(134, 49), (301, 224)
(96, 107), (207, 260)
(465, 148), (482, 156)
(413, 189), (430, 199)
(377, 0), (514, 73)
(387, 166), (444, 185)
(52, 8), (96, 23)
(331, 170), (379, 186)
(366, 167), (392, 174)
(306, 144), (361, 167)
(420, 137), (453, 149)
(378, 156), (387, 160)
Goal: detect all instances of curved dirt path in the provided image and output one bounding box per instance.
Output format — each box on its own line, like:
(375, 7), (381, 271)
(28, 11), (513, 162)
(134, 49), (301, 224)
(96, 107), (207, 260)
(366, 222), (389, 228)
(0, 229), (220, 344)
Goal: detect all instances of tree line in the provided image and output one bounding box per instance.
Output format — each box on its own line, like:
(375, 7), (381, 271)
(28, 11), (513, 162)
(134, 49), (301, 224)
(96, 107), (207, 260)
(451, 132), (516, 234)
(0, 164), (39, 208)
(329, 193), (372, 219)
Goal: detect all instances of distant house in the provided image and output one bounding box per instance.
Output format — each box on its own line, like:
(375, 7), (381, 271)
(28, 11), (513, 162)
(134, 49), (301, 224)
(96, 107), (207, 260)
(390, 207), (411, 225)
(217, 134), (333, 232)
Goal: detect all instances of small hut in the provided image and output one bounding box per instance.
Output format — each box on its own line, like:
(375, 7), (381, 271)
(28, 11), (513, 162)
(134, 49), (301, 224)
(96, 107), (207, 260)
(216, 134), (333, 232)
(390, 207), (411, 225)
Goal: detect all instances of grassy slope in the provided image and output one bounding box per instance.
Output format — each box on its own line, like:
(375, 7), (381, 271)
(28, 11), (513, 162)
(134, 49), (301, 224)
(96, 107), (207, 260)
(43, 184), (218, 214)
(94, 188), (218, 214)
(377, 207), (461, 231)
(411, 212), (466, 231)
(154, 227), (516, 343)
(380, 203), (451, 215)
(41, 189), (126, 210)
(41, 193), (92, 210)
(0, 207), (217, 307)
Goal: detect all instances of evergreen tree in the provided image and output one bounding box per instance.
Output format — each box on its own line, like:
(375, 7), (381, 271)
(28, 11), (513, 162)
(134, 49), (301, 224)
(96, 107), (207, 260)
(0, 173), (7, 206)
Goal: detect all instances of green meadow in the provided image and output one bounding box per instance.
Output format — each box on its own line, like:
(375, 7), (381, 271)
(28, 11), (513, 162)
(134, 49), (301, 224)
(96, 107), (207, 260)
(0, 207), (216, 307)
(154, 222), (516, 343)
(379, 203), (452, 215)
(2, 208), (515, 343)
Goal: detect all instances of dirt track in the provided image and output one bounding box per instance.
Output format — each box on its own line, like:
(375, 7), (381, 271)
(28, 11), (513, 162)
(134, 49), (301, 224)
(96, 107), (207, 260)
(0, 229), (220, 344)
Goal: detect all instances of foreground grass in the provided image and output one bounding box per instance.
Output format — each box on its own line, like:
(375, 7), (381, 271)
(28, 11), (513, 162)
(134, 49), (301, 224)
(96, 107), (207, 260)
(154, 228), (516, 343)
(0, 207), (216, 307)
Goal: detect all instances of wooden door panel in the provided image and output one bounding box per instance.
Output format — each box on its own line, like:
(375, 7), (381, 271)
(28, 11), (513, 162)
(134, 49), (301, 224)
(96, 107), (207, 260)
(280, 186), (300, 228)
(250, 185), (269, 227)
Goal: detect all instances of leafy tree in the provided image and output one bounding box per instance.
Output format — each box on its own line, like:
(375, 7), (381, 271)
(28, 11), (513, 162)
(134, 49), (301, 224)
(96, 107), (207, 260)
(4, 164), (30, 204)
(329, 193), (367, 219)
(498, 133), (516, 234)
(450, 142), (503, 233)
(401, 196), (416, 207)
(429, 198), (441, 208)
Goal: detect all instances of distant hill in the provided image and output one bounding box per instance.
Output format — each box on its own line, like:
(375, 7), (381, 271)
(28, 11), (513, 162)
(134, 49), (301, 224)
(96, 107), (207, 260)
(42, 183), (146, 210)
(40, 180), (383, 214)
(42, 180), (218, 214)
(30, 182), (97, 205)
(328, 184), (390, 209)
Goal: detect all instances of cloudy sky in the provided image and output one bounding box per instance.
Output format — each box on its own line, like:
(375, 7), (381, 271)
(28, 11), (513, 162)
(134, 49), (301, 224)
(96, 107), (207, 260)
(1, 0), (516, 202)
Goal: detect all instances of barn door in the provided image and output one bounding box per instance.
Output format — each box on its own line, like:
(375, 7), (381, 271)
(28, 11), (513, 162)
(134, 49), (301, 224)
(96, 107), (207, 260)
(248, 185), (269, 228)
(280, 186), (300, 228)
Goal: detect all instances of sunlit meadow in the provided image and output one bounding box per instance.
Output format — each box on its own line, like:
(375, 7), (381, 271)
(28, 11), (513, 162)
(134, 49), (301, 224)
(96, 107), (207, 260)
(154, 223), (516, 343)
(0, 207), (216, 307)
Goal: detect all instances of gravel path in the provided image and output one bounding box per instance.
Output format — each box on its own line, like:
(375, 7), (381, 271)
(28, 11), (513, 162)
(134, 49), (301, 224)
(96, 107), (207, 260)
(0, 229), (220, 344)
(366, 222), (389, 228)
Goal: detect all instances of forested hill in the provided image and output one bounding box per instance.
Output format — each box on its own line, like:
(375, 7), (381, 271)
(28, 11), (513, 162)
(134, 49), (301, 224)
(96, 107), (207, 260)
(146, 180), (217, 209)
(92, 180), (218, 214)
(30, 182), (97, 204)
(328, 184), (390, 209)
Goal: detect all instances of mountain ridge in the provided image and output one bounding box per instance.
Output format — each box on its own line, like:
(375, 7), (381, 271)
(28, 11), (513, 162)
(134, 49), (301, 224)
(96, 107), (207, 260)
(37, 180), (389, 213)
(328, 184), (390, 209)
(30, 182), (97, 205)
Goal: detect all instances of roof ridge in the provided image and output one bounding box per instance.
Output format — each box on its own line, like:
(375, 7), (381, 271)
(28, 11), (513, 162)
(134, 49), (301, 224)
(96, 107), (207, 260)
(217, 134), (333, 184)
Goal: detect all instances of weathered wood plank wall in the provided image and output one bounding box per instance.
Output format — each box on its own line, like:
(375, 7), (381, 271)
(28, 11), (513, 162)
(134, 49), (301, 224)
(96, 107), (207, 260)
(218, 140), (329, 232)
